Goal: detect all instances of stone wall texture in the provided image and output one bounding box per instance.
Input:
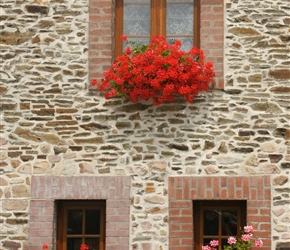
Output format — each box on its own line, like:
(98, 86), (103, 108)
(0, 0), (290, 249)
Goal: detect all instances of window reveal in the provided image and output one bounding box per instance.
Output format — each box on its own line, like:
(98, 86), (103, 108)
(115, 0), (200, 56)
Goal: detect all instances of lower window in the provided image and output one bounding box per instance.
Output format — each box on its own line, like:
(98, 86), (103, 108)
(57, 200), (106, 250)
(193, 200), (246, 250)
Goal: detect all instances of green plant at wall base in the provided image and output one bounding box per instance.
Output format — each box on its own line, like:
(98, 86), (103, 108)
(202, 226), (263, 250)
(91, 35), (215, 105)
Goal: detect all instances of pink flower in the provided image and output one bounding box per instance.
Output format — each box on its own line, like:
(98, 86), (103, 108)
(241, 233), (253, 242)
(227, 236), (237, 245)
(202, 246), (211, 250)
(209, 240), (219, 247)
(244, 225), (253, 233)
(255, 238), (263, 247)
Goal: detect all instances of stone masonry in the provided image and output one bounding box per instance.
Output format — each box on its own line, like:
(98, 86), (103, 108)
(0, 0), (290, 249)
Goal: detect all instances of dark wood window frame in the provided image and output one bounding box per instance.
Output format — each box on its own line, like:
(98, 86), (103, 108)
(193, 200), (247, 250)
(115, 0), (200, 57)
(57, 200), (106, 250)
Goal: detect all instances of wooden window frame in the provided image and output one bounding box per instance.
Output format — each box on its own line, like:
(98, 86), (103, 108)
(115, 0), (200, 57)
(57, 200), (106, 250)
(193, 200), (246, 250)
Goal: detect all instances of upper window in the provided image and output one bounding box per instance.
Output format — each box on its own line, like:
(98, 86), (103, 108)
(115, 0), (200, 56)
(194, 201), (246, 250)
(57, 200), (106, 250)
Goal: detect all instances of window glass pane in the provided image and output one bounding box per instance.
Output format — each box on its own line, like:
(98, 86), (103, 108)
(203, 239), (211, 246)
(124, 0), (150, 2)
(166, 4), (193, 35)
(85, 238), (100, 250)
(222, 210), (238, 236)
(67, 209), (83, 235)
(85, 210), (101, 234)
(167, 37), (193, 51)
(123, 37), (150, 51)
(67, 238), (82, 250)
(203, 210), (219, 236)
(221, 238), (229, 249)
(167, 0), (193, 2)
(124, 4), (150, 35)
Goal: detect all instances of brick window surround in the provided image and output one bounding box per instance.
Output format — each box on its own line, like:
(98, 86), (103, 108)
(28, 176), (131, 250)
(169, 176), (272, 250)
(89, 0), (224, 88)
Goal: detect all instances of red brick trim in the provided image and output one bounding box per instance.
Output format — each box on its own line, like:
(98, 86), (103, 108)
(200, 0), (224, 88)
(29, 176), (131, 250)
(89, 0), (114, 82)
(169, 176), (271, 250)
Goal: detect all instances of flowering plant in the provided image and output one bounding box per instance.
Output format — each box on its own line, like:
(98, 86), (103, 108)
(92, 35), (215, 105)
(42, 244), (48, 250)
(42, 243), (89, 250)
(202, 225), (263, 250)
(80, 244), (89, 250)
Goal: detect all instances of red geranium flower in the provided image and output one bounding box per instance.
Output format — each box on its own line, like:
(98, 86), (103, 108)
(92, 35), (215, 105)
(121, 35), (127, 41)
(42, 244), (49, 250)
(80, 243), (89, 250)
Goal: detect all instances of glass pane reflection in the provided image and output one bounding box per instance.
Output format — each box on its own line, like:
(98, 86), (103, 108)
(85, 210), (101, 234)
(85, 238), (100, 250)
(222, 238), (229, 249)
(67, 209), (83, 235)
(124, 0), (150, 2)
(203, 210), (218, 235)
(124, 5), (150, 35)
(123, 38), (150, 51)
(222, 210), (237, 236)
(167, 0), (193, 2)
(167, 37), (193, 52)
(67, 238), (82, 250)
(166, 4), (193, 35)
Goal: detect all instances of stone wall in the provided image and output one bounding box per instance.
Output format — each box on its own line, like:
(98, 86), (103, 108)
(0, 0), (290, 249)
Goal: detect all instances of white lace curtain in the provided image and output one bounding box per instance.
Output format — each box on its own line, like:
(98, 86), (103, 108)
(123, 0), (194, 51)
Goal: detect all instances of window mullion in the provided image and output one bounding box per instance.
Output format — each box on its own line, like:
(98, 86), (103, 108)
(194, 0), (200, 47)
(151, 0), (166, 36)
(115, 0), (124, 58)
(219, 210), (222, 250)
(82, 209), (86, 244)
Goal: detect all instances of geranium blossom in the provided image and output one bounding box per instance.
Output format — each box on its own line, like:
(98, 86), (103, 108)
(241, 233), (253, 242)
(255, 238), (263, 247)
(42, 244), (48, 250)
(227, 237), (237, 245)
(210, 240), (219, 247)
(203, 225), (263, 249)
(92, 35), (215, 105)
(80, 243), (89, 250)
(244, 225), (253, 233)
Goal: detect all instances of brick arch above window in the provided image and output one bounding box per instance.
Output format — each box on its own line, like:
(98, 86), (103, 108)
(29, 176), (131, 250)
(168, 176), (272, 250)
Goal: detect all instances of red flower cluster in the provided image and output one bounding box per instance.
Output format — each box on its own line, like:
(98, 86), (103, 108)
(80, 244), (89, 250)
(42, 244), (48, 250)
(92, 35), (215, 105)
